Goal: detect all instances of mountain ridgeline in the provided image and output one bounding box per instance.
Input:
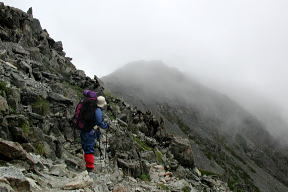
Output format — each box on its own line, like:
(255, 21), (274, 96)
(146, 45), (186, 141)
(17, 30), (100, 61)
(102, 60), (288, 192)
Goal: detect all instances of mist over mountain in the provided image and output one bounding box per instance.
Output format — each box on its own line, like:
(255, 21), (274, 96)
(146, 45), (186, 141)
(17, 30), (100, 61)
(104, 61), (271, 140)
(102, 60), (288, 192)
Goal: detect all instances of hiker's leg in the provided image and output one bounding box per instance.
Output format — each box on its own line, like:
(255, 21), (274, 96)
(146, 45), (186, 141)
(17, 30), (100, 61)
(81, 130), (96, 171)
(84, 153), (94, 171)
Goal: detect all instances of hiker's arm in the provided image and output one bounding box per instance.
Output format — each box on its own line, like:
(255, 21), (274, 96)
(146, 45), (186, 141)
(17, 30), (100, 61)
(95, 109), (109, 129)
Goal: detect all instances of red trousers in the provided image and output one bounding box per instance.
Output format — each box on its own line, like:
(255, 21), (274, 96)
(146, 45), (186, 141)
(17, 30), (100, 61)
(84, 153), (94, 169)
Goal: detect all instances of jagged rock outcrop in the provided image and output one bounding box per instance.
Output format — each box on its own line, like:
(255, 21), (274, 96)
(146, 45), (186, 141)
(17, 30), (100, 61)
(0, 3), (233, 192)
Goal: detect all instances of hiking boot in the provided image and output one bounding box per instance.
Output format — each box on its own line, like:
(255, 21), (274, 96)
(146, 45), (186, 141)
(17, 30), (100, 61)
(86, 167), (94, 172)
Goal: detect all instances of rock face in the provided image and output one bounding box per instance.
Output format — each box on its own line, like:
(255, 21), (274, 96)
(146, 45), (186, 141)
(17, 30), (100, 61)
(0, 3), (234, 192)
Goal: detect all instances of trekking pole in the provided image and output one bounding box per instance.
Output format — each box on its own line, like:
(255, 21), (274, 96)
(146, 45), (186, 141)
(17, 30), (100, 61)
(105, 130), (108, 159)
(98, 139), (103, 160)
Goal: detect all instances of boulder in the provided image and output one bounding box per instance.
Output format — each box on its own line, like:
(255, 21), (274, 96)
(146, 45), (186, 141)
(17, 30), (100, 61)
(17, 61), (33, 78)
(0, 96), (8, 112)
(6, 87), (20, 113)
(117, 158), (148, 178)
(12, 44), (29, 55)
(0, 166), (31, 192)
(0, 178), (14, 192)
(11, 73), (25, 88)
(48, 92), (73, 105)
(170, 136), (194, 168)
(0, 138), (36, 165)
(170, 179), (195, 192)
(74, 70), (86, 78)
(62, 171), (93, 190)
(49, 164), (67, 177)
(41, 72), (59, 80)
(53, 41), (63, 52)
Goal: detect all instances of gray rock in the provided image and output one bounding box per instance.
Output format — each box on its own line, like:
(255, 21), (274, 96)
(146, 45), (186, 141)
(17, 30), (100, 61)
(170, 136), (194, 168)
(140, 151), (156, 162)
(49, 164), (67, 177)
(0, 138), (36, 165)
(73, 70), (85, 77)
(17, 61), (33, 78)
(6, 87), (20, 113)
(0, 96), (8, 112)
(11, 73), (26, 88)
(0, 178), (15, 192)
(0, 166), (31, 192)
(117, 158), (147, 178)
(42, 72), (59, 80)
(48, 92), (73, 105)
(27, 7), (33, 16)
(62, 171), (93, 190)
(12, 45), (29, 55)
(53, 41), (63, 52)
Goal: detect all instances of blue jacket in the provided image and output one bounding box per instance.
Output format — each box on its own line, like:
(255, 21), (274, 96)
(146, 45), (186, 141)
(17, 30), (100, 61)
(95, 108), (109, 129)
(80, 108), (109, 154)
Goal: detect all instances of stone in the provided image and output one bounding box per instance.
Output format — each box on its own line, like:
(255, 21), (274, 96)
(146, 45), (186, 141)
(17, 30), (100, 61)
(194, 167), (202, 177)
(0, 166), (31, 192)
(12, 45), (29, 55)
(117, 158), (145, 178)
(62, 171), (93, 190)
(49, 164), (67, 177)
(41, 72), (59, 80)
(9, 126), (28, 143)
(140, 151), (156, 162)
(112, 186), (129, 192)
(17, 61), (33, 78)
(11, 73), (26, 88)
(0, 49), (7, 60)
(170, 136), (194, 168)
(48, 92), (73, 105)
(74, 70), (86, 78)
(170, 179), (193, 191)
(20, 88), (39, 105)
(1, 61), (17, 70)
(0, 138), (36, 165)
(27, 7), (33, 16)
(6, 87), (20, 113)
(0, 96), (8, 112)
(0, 178), (15, 192)
(53, 41), (63, 52)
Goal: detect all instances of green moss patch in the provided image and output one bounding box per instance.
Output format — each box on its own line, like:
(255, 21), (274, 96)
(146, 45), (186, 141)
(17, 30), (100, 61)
(20, 121), (31, 136)
(132, 136), (153, 151)
(139, 173), (151, 182)
(157, 184), (170, 191)
(32, 98), (50, 115)
(0, 81), (12, 97)
(155, 150), (164, 164)
(35, 142), (45, 156)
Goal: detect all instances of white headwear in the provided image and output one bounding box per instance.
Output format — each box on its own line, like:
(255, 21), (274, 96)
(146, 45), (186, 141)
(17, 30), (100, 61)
(97, 96), (107, 108)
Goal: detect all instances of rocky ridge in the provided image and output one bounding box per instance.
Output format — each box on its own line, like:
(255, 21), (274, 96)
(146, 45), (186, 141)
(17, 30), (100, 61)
(0, 3), (231, 192)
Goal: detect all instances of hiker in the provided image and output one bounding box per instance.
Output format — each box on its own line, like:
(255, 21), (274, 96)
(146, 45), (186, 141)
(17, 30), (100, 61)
(74, 90), (109, 172)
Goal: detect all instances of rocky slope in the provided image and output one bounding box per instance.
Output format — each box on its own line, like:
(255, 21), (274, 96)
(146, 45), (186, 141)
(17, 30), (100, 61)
(0, 3), (232, 192)
(102, 60), (288, 192)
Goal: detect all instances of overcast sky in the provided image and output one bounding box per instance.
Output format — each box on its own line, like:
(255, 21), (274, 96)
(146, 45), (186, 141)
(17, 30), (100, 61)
(3, 0), (288, 122)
